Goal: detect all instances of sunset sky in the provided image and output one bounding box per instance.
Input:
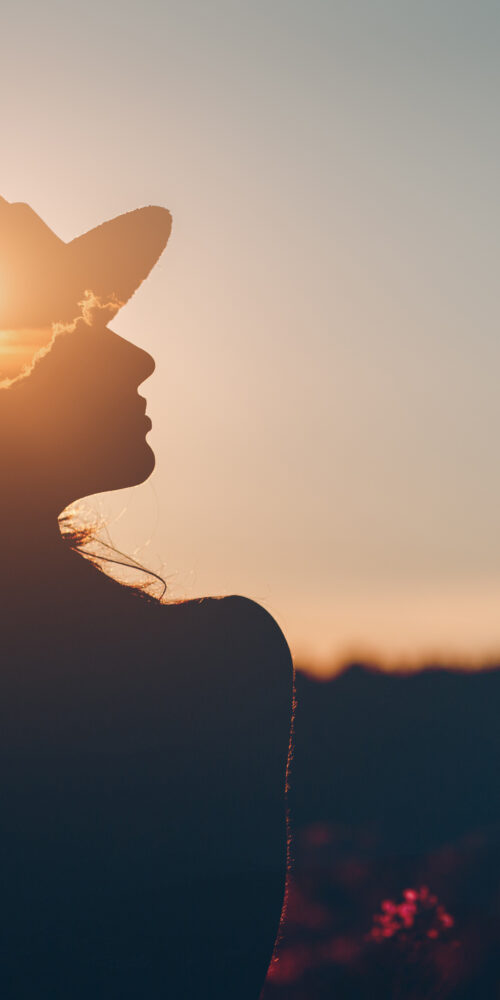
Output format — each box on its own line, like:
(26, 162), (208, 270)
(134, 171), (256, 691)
(2, 0), (500, 672)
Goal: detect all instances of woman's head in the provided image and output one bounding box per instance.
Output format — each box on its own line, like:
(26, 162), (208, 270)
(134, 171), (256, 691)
(0, 198), (171, 514)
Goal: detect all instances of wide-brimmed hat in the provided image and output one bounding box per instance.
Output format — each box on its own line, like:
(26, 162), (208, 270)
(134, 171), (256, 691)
(0, 198), (172, 385)
(0, 197), (172, 382)
(0, 197), (172, 329)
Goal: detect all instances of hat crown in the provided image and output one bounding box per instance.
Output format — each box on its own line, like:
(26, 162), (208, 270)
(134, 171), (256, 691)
(0, 201), (67, 330)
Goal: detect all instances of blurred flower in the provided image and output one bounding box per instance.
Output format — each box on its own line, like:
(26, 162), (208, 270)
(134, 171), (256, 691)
(369, 886), (454, 944)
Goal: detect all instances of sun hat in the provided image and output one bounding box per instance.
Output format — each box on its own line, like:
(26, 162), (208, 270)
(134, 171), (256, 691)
(0, 197), (172, 382)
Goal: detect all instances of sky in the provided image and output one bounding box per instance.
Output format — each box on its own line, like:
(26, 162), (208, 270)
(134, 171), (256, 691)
(1, 0), (500, 673)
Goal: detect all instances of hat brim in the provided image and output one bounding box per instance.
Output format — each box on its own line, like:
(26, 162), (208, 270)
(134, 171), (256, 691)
(67, 206), (172, 319)
(0, 201), (172, 330)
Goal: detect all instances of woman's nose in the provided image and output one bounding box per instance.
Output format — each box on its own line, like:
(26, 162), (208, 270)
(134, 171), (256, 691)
(115, 331), (155, 385)
(133, 342), (155, 384)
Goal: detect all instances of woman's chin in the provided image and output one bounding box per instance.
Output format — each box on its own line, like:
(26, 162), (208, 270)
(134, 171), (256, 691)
(60, 440), (157, 507)
(120, 442), (156, 488)
(90, 443), (156, 495)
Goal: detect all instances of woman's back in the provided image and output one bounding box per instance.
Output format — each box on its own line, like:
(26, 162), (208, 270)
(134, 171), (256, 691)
(0, 563), (292, 998)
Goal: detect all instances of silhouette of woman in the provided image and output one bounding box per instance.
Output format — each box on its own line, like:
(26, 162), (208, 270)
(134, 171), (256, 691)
(0, 198), (292, 999)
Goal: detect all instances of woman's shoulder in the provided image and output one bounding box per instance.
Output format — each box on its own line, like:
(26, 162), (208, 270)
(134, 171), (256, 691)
(167, 593), (290, 645)
(81, 567), (291, 682)
(187, 594), (289, 642)
(156, 594), (293, 683)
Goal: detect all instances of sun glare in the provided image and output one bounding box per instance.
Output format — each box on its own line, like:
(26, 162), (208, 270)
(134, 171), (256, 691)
(0, 326), (54, 384)
(0, 291), (125, 388)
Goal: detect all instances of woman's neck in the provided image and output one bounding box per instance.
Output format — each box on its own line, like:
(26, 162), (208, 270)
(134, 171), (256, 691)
(0, 496), (76, 588)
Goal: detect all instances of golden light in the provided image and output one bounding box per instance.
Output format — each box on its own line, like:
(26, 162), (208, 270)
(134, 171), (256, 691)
(0, 326), (54, 385)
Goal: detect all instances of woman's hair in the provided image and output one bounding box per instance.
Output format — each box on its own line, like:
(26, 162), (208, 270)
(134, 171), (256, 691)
(59, 509), (167, 601)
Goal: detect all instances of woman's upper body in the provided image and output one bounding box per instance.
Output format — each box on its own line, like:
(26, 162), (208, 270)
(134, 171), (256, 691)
(0, 554), (293, 999)
(0, 198), (293, 998)
(1, 551), (292, 879)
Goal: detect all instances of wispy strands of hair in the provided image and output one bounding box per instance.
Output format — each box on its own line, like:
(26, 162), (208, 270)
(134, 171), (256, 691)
(59, 507), (167, 601)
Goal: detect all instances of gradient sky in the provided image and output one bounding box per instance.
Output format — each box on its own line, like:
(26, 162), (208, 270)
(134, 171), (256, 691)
(2, 0), (500, 672)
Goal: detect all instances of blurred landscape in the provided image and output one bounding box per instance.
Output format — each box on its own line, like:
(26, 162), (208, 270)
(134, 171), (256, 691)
(263, 663), (500, 999)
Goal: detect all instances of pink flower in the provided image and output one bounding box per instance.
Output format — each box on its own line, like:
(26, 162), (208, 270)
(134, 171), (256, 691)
(368, 886), (455, 945)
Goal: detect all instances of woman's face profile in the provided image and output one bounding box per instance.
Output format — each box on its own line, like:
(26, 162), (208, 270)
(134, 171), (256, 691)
(0, 198), (171, 513)
(2, 317), (157, 509)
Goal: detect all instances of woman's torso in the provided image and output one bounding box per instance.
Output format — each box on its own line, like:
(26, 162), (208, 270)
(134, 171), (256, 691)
(0, 570), (292, 999)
